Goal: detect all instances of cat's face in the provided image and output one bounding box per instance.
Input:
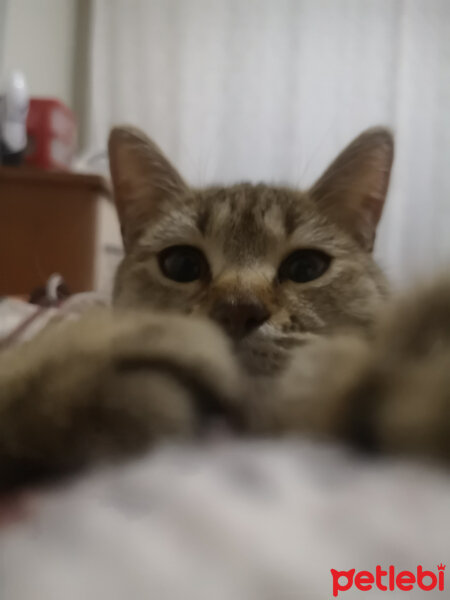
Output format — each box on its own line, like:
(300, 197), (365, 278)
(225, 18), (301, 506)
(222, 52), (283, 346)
(109, 127), (393, 374)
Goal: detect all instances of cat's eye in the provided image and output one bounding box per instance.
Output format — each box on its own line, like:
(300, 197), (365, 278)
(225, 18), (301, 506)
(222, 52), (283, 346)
(279, 249), (331, 283)
(158, 245), (208, 283)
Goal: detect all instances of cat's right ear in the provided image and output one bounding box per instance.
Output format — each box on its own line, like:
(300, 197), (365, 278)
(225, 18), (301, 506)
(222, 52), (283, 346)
(108, 126), (187, 250)
(310, 127), (394, 252)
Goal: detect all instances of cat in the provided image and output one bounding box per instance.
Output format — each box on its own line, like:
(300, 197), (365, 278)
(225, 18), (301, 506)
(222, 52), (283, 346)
(0, 125), (448, 491)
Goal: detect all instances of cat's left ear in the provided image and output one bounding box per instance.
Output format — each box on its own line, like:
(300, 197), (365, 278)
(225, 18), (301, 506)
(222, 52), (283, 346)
(310, 127), (394, 251)
(108, 126), (187, 249)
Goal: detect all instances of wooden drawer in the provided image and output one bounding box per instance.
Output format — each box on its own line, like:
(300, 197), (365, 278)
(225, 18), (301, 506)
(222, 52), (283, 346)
(0, 167), (121, 296)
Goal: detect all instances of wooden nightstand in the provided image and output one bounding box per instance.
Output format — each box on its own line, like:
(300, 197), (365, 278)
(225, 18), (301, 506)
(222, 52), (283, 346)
(0, 167), (123, 296)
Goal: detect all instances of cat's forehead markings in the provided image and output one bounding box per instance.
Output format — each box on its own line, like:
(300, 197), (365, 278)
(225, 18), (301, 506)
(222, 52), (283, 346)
(137, 184), (350, 256)
(139, 210), (200, 247)
(208, 200), (233, 231)
(199, 186), (286, 238)
(261, 203), (287, 237)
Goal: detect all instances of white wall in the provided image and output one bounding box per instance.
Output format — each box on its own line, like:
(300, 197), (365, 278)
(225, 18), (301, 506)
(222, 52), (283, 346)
(2, 0), (78, 108)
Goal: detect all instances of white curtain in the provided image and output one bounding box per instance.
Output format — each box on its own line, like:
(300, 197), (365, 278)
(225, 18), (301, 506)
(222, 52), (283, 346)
(0, 0), (8, 72)
(85, 0), (450, 287)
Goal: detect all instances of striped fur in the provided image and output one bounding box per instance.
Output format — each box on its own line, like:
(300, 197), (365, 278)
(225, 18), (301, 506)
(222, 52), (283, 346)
(0, 125), (448, 491)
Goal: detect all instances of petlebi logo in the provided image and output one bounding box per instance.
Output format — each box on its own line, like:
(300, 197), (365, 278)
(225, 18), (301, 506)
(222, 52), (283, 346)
(330, 564), (445, 597)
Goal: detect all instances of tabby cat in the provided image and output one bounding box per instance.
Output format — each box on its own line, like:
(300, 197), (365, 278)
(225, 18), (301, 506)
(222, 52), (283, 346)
(0, 126), (449, 490)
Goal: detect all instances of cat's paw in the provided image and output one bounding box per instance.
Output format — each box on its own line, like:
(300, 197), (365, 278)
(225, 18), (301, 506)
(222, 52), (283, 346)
(0, 309), (241, 486)
(252, 278), (450, 464)
(369, 277), (450, 461)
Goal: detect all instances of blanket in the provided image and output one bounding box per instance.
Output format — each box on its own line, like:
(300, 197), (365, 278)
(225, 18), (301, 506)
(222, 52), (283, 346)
(0, 441), (449, 599)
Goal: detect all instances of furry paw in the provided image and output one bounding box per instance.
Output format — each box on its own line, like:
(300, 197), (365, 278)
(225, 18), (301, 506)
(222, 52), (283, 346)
(0, 309), (241, 488)
(251, 278), (450, 464)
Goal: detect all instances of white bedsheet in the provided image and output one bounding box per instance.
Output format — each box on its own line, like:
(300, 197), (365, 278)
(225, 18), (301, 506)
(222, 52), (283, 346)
(0, 439), (448, 600)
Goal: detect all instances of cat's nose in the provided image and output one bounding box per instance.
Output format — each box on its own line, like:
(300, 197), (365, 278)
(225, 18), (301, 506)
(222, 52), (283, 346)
(210, 299), (270, 339)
